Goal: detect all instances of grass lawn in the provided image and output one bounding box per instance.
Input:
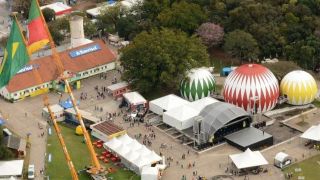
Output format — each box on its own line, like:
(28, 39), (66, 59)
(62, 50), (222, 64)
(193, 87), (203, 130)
(283, 154), (320, 179)
(46, 124), (140, 180)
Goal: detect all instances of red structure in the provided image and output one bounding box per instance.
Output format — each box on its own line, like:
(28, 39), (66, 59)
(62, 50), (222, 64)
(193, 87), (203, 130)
(223, 64), (279, 113)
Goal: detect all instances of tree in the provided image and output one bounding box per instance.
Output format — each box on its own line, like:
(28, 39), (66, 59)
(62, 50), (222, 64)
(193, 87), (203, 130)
(120, 28), (209, 93)
(116, 15), (139, 40)
(47, 17), (70, 45)
(13, 0), (50, 19)
(157, 1), (207, 34)
(224, 30), (260, 61)
(196, 22), (224, 47)
(97, 4), (121, 33)
(48, 23), (64, 45)
(42, 8), (56, 22)
(84, 20), (96, 38)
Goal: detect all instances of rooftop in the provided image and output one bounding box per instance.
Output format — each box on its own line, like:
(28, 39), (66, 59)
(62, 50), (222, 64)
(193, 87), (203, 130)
(6, 40), (116, 92)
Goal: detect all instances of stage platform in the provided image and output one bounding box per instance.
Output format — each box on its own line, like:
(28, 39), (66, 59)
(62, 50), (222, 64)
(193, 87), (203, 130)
(225, 127), (273, 151)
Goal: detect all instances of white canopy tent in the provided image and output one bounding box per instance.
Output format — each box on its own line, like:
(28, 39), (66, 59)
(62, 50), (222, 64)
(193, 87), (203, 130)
(127, 139), (143, 151)
(141, 166), (159, 180)
(301, 124), (320, 141)
(116, 144), (131, 157)
(149, 94), (189, 115)
(123, 91), (147, 106)
(103, 134), (162, 175)
(103, 137), (122, 152)
(229, 148), (268, 169)
(40, 2), (72, 16)
(132, 154), (152, 173)
(188, 97), (219, 113)
(274, 152), (291, 169)
(163, 105), (199, 130)
(149, 151), (162, 162)
(117, 133), (133, 145)
(0, 160), (24, 177)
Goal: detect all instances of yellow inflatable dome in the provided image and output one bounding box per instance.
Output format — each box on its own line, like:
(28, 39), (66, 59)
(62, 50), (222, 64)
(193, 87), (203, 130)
(280, 70), (318, 105)
(75, 125), (83, 135)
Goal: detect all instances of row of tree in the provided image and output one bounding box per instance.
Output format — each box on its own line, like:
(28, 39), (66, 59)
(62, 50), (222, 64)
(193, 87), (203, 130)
(109, 0), (320, 69)
(12, 0), (320, 94)
(108, 0), (320, 94)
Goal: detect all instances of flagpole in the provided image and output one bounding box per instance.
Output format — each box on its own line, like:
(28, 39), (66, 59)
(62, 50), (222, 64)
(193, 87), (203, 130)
(34, 0), (104, 175)
(12, 13), (79, 180)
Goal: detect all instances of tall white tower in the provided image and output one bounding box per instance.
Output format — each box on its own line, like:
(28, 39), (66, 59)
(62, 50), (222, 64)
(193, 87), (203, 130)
(69, 15), (92, 48)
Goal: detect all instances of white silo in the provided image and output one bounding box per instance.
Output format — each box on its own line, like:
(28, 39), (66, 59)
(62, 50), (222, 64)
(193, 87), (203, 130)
(69, 15), (92, 48)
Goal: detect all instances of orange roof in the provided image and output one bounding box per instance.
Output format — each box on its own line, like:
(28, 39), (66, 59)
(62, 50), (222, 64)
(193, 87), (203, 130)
(6, 40), (116, 92)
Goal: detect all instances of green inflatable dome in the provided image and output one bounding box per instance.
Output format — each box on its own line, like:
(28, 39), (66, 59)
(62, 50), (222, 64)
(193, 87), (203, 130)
(180, 68), (216, 101)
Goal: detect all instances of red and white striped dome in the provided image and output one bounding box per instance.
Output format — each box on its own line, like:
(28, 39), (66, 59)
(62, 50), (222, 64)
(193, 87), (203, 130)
(223, 64), (279, 113)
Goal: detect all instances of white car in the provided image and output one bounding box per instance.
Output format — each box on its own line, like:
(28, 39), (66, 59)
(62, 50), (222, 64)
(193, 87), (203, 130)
(28, 164), (35, 179)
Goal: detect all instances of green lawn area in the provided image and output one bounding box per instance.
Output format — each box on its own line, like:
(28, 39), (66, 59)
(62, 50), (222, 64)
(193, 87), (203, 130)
(283, 154), (320, 179)
(46, 124), (140, 180)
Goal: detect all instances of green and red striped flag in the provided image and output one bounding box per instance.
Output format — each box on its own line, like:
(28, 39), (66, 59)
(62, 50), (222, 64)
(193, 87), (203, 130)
(0, 18), (30, 88)
(27, 0), (49, 54)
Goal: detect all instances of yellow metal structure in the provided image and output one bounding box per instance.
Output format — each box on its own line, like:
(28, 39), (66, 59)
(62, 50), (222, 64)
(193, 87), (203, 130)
(35, 0), (105, 176)
(13, 13), (79, 180)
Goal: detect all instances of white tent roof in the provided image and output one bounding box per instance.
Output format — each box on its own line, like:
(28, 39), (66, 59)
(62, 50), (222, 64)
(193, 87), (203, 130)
(86, 3), (116, 17)
(188, 97), (219, 113)
(125, 150), (140, 163)
(149, 151), (162, 162)
(275, 152), (289, 162)
(103, 134), (162, 174)
(117, 144), (131, 157)
(132, 154), (151, 168)
(107, 82), (128, 92)
(40, 2), (71, 15)
(123, 91), (147, 106)
(0, 160), (24, 176)
(127, 139), (142, 151)
(136, 146), (151, 155)
(42, 104), (64, 113)
(103, 138), (122, 151)
(229, 148), (268, 169)
(301, 124), (320, 141)
(117, 134), (133, 145)
(141, 166), (158, 180)
(149, 94), (189, 115)
(164, 105), (198, 121)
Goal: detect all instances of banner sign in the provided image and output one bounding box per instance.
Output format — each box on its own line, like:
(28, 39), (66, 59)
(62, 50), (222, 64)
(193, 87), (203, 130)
(17, 64), (40, 74)
(69, 44), (101, 58)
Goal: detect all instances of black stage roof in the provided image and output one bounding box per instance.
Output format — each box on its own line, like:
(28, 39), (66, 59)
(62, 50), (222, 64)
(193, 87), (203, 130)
(225, 127), (273, 151)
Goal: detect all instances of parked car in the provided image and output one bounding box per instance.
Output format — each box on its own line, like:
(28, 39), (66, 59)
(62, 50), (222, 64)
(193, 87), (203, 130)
(28, 164), (35, 179)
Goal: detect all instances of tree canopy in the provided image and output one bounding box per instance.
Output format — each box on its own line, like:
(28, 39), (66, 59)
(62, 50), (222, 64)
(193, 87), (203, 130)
(42, 8), (56, 22)
(196, 22), (224, 48)
(224, 30), (260, 61)
(112, 0), (320, 69)
(157, 1), (207, 34)
(120, 28), (209, 93)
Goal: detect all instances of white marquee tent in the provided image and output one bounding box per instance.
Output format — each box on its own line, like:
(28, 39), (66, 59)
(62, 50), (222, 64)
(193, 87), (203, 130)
(229, 149), (268, 169)
(103, 134), (162, 174)
(149, 94), (189, 115)
(163, 105), (199, 130)
(141, 166), (159, 180)
(301, 124), (320, 141)
(188, 97), (219, 113)
(117, 133), (133, 145)
(0, 160), (24, 177)
(103, 137), (122, 151)
(123, 91), (147, 106)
